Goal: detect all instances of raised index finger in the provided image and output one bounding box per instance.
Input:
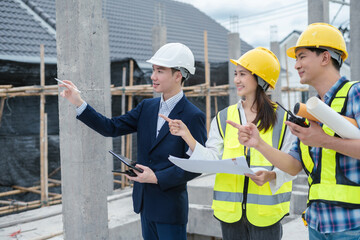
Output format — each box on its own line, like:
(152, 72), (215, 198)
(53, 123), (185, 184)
(226, 120), (241, 129)
(159, 114), (172, 123)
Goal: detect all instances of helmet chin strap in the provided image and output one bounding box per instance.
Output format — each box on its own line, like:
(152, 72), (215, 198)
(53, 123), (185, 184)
(174, 67), (190, 80)
(256, 75), (270, 91)
(321, 47), (343, 67)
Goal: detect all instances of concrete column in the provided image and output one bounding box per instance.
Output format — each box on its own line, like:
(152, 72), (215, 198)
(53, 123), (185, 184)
(350, 0), (360, 80)
(56, 0), (112, 239)
(270, 25), (282, 104)
(308, 0), (329, 24)
(152, 3), (167, 98)
(152, 26), (167, 55)
(152, 26), (166, 98)
(228, 33), (241, 105)
(307, 0), (329, 97)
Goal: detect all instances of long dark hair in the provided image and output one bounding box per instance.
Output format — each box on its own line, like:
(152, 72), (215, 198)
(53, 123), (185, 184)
(251, 82), (277, 133)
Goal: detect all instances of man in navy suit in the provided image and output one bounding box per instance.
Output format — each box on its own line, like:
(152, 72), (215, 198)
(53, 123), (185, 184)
(59, 43), (207, 240)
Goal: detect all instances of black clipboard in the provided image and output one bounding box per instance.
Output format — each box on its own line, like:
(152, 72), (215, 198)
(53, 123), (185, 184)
(109, 150), (144, 173)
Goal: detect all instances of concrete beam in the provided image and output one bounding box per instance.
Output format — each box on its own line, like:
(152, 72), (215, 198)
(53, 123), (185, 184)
(187, 204), (222, 238)
(56, 0), (112, 238)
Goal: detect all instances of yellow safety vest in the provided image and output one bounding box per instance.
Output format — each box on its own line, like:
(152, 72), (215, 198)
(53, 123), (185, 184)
(299, 81), (360, 208)
(212, 104), (292, 227)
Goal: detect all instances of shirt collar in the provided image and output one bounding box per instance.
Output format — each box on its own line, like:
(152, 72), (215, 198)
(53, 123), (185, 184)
(160, 90), (184, 109)
(322, 76), (347, 104)
(236, 98), (245, 110)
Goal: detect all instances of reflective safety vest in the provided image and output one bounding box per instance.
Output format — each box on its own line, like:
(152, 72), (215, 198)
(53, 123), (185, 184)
(212, 104), (292, 227)
(299, 81), (360, 208)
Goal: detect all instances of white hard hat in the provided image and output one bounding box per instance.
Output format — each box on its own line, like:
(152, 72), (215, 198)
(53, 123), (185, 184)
(146, 43), (196, 77)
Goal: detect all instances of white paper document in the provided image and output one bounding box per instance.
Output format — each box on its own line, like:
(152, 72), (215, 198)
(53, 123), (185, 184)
(168, 155), (267, 175)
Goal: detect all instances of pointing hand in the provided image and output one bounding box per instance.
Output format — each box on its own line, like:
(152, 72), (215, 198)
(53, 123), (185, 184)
(159, 114), (190, 137)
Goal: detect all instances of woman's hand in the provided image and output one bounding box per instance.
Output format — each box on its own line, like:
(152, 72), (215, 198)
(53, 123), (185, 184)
(245, 171), (276, 186)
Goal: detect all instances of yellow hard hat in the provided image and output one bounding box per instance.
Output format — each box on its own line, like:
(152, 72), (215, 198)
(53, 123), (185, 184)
(230, 47), (280, 89)
(287, 23), (348, 61)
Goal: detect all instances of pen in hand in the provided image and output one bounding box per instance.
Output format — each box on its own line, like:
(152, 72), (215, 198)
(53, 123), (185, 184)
(55, 78), (81, 93)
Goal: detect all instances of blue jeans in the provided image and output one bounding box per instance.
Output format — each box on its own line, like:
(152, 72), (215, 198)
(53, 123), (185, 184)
(140, 213), (187, 240)
(219, 215), (283, 240)
(309, 226), (360, 240)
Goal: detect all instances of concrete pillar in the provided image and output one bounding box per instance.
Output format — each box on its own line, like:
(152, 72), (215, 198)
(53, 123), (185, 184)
(152, 3), (167, 98)
(308, 0), (329, 24)
(350, 0), (360, 80)
(152, 26), (167, 55)
(56, 0), (112, 239)
(228, 33), (241, 105)
(307, 0), (329, 97)
(270, 25), (282, 104)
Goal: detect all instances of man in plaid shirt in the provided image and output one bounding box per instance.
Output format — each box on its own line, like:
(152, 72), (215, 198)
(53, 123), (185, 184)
(229, 23), (360, 239)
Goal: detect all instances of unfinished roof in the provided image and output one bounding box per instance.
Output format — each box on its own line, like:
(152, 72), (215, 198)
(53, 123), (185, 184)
(0, 0), (253, 64)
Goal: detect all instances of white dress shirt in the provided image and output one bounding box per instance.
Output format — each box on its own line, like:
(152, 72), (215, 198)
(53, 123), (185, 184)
(156, 91), (184, 137)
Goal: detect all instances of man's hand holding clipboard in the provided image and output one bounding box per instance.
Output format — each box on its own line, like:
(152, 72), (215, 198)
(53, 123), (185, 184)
(109, 151), (158, 184)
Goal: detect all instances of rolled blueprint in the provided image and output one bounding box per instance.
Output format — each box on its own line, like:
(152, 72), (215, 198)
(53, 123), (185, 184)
(306, 97), (360, 139)
(294, 102), (358, 127)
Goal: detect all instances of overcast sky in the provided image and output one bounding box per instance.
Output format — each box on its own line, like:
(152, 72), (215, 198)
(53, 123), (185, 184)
(176, 0), (350, 49)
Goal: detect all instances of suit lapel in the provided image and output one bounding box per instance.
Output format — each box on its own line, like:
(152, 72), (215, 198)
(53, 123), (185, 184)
(148, 98), (161, 147)
(149, 96), (186, 152)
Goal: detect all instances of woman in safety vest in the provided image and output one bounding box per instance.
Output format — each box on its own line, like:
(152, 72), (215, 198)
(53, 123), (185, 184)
(231, 23), (360, 240)
(160, 47), (295, 240)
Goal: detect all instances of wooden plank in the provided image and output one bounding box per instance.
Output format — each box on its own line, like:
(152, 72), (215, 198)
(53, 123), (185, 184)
(204, 30), (211, 133)
(0, 197), (62, 215)
(39, 44), (48, 206)
(47, 178), (61, 185)
(0, 200), (27, 206)
(0, 183), (58, 198)
(125, 60), (134, 187)
(0, 97), (5, 127)
(121, 66), (127, 189)
(12, 186), (60, 197)
(0, 84), (229, 97)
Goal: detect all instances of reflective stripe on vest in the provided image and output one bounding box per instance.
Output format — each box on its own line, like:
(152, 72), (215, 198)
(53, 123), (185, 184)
(214, 191), (291, 205)
(300, 81), (360, 208)
(212, 104), (292, 226)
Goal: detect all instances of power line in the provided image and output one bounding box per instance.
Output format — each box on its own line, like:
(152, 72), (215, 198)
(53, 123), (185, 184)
(330, 4), (344, 25)
(219, 5), (307, 28)
(219, 0), (306, 24)
(238, 7), (307, 26)
(238, 1), (306, 20)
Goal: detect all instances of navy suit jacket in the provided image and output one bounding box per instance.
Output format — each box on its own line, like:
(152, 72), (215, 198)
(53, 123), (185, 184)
(77, 95), (207, 224)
